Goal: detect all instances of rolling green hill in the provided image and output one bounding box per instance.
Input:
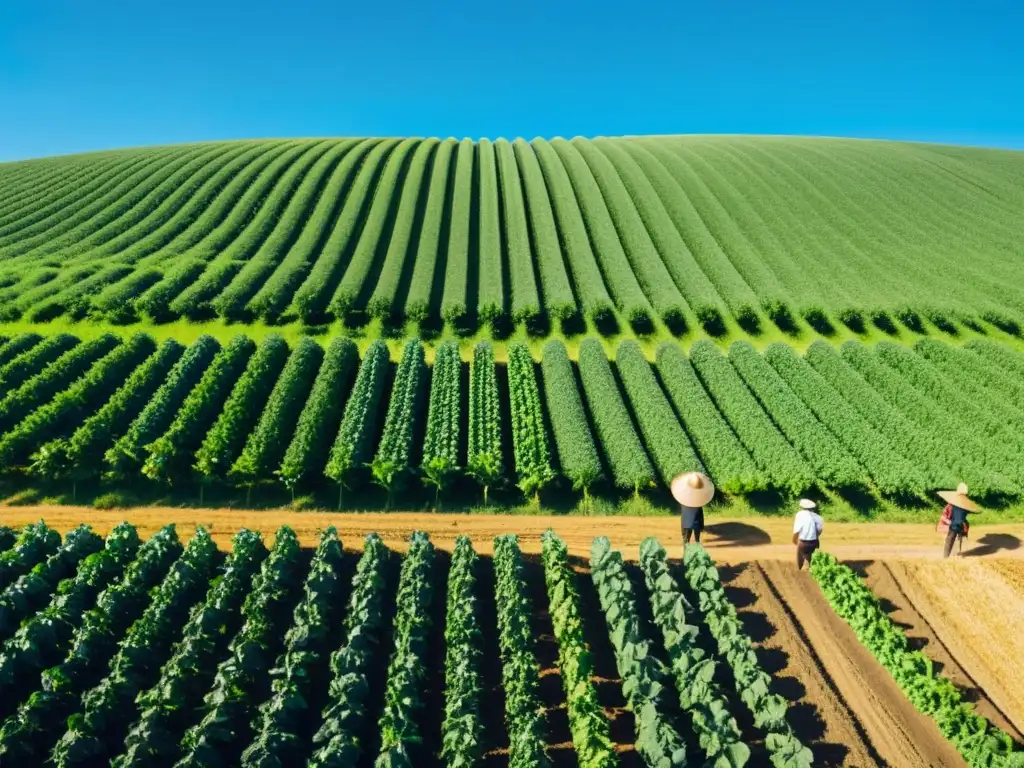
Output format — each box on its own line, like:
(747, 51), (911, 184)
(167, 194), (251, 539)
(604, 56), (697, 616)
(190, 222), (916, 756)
(1, 136), (1022, 339)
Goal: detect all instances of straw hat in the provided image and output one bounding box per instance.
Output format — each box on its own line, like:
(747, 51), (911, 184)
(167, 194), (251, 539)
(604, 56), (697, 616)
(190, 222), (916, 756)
(671, 472), (715, 507)
(799, 499), (818, 510)
(937, 483), (981, 513)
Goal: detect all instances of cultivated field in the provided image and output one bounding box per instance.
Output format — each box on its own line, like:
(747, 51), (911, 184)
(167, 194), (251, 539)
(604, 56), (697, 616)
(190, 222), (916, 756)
(0, 137), (1023, 338)
(0, 515), (1021, 767)
(0, 329), (1022, 513)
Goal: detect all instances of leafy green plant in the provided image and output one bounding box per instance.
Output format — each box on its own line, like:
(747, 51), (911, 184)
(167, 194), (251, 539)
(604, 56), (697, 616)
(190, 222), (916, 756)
(540, 531), (616, 768)
(682, 544), (812, 767)
(113, 529), (266, 767)
(440, 536), (485, 767)
(467, 342), (503, 504)
(639, 537), (749, 767)
(241, 527), (346, 767)
(176, 527), (302, 767)
(506, 344), (555, 496)
(590, 537), (688, 767)
(370, 339), (426, 500)
(493, 534), (550, 768)
(421, 341), (461, 500)
(373, 531), (435, 768)
(309, 533), (390, 767)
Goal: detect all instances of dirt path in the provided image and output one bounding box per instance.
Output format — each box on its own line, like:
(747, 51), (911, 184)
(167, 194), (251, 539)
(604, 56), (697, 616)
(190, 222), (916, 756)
(859, 561), (1024, 741)
(887, 559), (1024, 738)
(4, 507), (1023, 562)
(756, 561), (966, 767)
(722, 562), (880, 767)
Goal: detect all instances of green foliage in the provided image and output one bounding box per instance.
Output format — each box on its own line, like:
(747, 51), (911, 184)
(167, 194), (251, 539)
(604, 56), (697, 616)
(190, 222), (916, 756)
(373, 531), (435, 768)
(325, 339), (390, 491)
(506, 343), (555, 495)
(615, 339), (702, 484)
(0, 523), (139, 713)
(177, 526), (303, 767)
(0, 334), (156, 469)
(589, 536), (687, 766)
(639, 538), (749, 767)
(0, 332), (79, 392)
(467, 341), (503, 498)
(0, 520), (62, 592)
(811, 551), (1023, 768)
(142, 335), (255, 484)
(52, 527), (220, 766)
(230, 337), (323, 485)
(241, 527), (346, 767)
(764, 342), (927, 495)
(540, 340), (602, 492)
(0, 525), (103, 643)
(0, 525), (181, 764)
(440, 536), (485, 767)
(114, 529), (266, 767)
(577, 338), (655, 491)
(105, 335), (219, 477)
(729, 341), (861, 489)
(540, 531), (616, 768)
(492, 534), (550, 768)
(45, 339), (185, 481)
(309, 533), (390, 767)
(683, 544), (812, 767)
(277, 337), (359, 490)
(194, 335), (290, 481)
(421, 341), (461, 493)
(0, 333), (119, 433)
(371, 339), (427, 494)
(655, 342), (767, 494)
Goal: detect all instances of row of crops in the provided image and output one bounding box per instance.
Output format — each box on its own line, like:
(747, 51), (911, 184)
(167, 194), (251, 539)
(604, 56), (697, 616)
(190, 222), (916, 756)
(2, 331), (1024, 502)
(1, 137), (1023, 336)
(0, 521), (810, 766)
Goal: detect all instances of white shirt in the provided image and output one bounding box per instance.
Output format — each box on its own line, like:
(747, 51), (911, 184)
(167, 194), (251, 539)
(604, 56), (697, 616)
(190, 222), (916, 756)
(793, 509), (823, 542)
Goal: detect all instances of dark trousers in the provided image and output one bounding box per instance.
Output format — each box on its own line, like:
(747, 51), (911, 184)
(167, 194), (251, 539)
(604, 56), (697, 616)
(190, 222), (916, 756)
(943, 529), (963, 558)
(796, 539), (819, 569)
(683, 528), (701, 544)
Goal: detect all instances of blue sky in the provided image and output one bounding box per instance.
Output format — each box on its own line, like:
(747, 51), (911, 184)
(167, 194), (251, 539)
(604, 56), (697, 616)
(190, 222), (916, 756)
(1, 0), (1022, 161)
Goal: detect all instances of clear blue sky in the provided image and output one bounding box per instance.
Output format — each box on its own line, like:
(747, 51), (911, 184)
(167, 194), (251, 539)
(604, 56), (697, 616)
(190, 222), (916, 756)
(1, 0), (1022, 162)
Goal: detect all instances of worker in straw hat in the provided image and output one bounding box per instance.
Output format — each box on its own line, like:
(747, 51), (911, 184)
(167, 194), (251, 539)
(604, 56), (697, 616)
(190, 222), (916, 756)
(671, 471), (715, 549)
(793, 499), (823, 570)
(937, 482), (981, 558)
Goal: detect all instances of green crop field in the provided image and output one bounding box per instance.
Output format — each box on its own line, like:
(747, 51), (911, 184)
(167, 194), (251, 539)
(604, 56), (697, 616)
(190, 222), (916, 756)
(1, 135), (1024, 516)
(1, 136), (1023, 339)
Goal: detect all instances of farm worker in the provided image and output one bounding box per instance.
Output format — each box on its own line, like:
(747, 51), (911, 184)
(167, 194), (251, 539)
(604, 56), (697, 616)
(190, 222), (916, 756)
(937, 483), (981, 558)
(671, 471), (715, 549)
(792, 499), (823, 570)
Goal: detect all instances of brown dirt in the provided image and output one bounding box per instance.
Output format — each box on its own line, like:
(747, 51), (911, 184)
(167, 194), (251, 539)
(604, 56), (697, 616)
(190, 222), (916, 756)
(756, 561), (966, 767)
(888, 559), (1024, 737)
(858, 561), (1024, 741)
(5, 506), (1023, 562)
(722, 562), (881, 767)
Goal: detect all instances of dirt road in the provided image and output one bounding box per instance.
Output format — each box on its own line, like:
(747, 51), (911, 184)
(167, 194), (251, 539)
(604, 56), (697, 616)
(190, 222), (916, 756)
(3, 506), (1023, 561)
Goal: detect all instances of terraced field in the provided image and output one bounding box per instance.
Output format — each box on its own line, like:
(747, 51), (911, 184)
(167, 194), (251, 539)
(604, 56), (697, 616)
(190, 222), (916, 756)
(1, 137), (1023, 338)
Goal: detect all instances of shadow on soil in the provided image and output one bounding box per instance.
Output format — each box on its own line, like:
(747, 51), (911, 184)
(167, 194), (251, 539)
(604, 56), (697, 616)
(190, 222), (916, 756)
(716, 563), (851, 767)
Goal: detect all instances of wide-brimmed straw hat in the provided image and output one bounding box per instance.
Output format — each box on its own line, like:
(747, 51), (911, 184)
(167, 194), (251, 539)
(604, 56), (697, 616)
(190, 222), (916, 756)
(937, 483), (981, 513)
(671, 472), (715, 507)
(799, 499), (818, 510)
